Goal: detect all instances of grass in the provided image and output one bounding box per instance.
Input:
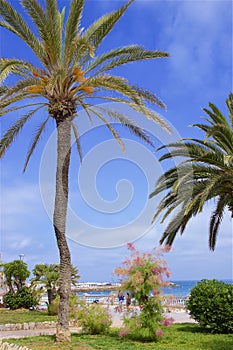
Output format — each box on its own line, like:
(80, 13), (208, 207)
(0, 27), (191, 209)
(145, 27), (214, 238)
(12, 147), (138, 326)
(3, 324), (233, 350)
(0, 309), (57, 324)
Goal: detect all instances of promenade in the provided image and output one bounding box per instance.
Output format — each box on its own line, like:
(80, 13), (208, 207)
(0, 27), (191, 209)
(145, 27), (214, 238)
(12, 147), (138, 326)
(0, 308), (196, 340)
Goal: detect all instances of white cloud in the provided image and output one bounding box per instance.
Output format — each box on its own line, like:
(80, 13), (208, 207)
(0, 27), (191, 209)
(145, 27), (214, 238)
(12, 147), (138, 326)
(159, 0), (231, 92)
(1, 184), (41, 216)
(7, 236), (32, 250)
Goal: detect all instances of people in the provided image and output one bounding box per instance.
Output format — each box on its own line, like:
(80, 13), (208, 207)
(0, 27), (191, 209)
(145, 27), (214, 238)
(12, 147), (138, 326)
(126, 292), (131, 311)
(118, 290), (124, 311)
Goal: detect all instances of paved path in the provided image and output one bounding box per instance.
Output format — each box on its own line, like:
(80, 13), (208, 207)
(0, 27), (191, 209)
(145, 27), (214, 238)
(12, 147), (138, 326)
(0, 310), (196, 340)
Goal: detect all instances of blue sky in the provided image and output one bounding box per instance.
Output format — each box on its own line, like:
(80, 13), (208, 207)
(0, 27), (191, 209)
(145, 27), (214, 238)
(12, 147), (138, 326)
(0, 0), (232, 282)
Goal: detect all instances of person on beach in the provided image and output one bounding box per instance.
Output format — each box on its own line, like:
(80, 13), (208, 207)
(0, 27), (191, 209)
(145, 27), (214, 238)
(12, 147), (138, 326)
(118, 290), (124, 311)
(126, 292), (131, 311)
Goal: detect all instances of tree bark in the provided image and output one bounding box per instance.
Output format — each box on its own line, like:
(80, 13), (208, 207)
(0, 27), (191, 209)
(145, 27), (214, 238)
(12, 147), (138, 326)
(53, 117), (72, 342)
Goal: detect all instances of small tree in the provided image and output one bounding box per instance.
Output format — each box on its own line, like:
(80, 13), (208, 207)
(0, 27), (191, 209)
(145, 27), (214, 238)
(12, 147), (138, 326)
(113, 243), (173, 341)
(31, 263), (80, 306)
(2, 260), (30, 294)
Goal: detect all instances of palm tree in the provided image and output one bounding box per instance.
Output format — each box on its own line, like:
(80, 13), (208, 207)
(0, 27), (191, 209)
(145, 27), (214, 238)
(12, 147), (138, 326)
(0, 0), (169, 341)
(31, 263), (79, 306)
(150, 93), (233, 251)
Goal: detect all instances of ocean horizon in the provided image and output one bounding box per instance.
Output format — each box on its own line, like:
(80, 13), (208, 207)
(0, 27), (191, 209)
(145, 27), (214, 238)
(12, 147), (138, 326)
(77, 279), (232, 298)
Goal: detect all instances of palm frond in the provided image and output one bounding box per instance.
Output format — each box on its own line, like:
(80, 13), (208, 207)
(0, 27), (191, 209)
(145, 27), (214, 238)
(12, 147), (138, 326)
(64, 0), (85, 65)
(130, 86), (165, 109)
(159, 207), (186, 246)
(128, 103), (170, 132)
(94, 105), (155, 148)
(205, 124), (233, 153)
(85, 45), (144, 73)
(97, 50), (169, 75)
(21, 0), (46, 38)
(0, 93), (31, 111)
(82, 0), (134, 52)
(209, 196), (228, 250)
(0, 102), (47, 117)
(0, 0), (45, 61)
(71, 121), (83, 162)
(151, 93), (233, 249)
(69, 35), (95, 67)
(0, 58), (35, 83)
(23, 115), (50, 172)
(4, 76), (42, 97)
(0, 106), (43, 158)
(86, 48), (169, 75)
(204, 102), (228, 126)
(88, 107), (125, 152)
(75, 97), (93, 123)
(0, 19), (18, 35)
(44, 0), (62, 64)
(226, 93), (233, 128)
(82, 75), (170, 131)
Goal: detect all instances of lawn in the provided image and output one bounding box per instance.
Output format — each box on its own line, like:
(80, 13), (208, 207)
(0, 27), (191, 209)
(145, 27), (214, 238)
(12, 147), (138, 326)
(3, 324), (233, 350)
(0, 309), (57, 324)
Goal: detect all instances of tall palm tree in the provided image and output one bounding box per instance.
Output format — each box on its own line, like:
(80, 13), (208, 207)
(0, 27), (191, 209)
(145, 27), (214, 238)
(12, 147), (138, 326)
(150, 93), (233, 251)
(0, 0), (169, 341)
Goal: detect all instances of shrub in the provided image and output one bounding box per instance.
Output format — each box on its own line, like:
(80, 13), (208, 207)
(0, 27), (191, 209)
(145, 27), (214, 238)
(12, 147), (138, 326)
(113, 243), (173, 341)
(3, 286), (38, 310)
(76, 302), (112, 334)
(47, 296), (59, 316)
(186, 279), (233, 334)
(47, 293), (79, 316)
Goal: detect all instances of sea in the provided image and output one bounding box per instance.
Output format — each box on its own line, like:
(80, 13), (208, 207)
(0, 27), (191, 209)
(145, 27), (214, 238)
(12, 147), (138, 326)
(77, 279), (232, 299)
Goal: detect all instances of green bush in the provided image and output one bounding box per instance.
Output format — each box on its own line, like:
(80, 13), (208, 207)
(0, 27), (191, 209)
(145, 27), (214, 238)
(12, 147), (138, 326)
(76, 303), (112, 334)
(47, 293), (79, 316)
(3, 287), (38, 310)
(47, 296), (59, 316)
(186, 279), (233, 334)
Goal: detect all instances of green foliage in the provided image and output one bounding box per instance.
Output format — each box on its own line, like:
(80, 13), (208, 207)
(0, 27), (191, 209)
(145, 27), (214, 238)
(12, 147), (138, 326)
(114, 243), (173, 341)
(3, 286), (39, 310)
(150, 93), (233, 250)
(47, 295), (59, 316)
(47, 293), (79, 317)
(76, 301), (112, 335)
(186, 279), (233, 334)
(69, 293), (79, 319)
(31, 263), (80, 306)
(2, 260), (30, 293)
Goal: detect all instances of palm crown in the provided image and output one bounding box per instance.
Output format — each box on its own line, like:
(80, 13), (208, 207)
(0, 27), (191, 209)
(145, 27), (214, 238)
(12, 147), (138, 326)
(0, 0), (169, 165)
(150, 93), (233, 250)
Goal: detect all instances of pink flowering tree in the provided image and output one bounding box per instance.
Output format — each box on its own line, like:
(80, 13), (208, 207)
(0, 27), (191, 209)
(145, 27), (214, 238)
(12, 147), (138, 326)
(113, 243), (173, 341)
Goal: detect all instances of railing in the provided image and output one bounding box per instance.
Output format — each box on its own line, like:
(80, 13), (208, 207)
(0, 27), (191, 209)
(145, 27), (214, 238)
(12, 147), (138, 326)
(78, 294), (189, 310)
(162, 296), (188, 311)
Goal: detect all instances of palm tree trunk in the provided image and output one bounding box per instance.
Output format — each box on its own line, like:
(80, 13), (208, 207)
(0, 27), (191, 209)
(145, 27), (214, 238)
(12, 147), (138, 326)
(53, 117), (72, 342)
